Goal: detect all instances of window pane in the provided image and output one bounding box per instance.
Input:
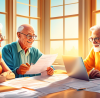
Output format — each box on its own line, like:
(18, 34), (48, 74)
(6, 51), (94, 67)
(33, 41), (40, 50)
(17, 3), (29, 16)
(17, 0), (29, 4)
(65, 3), (78, 15)
(97, 0), (100, 10)
(96, 14), (100, 25)
(65, 17), (78, 38)
(30, 19), (38, 37)
(0, 14), (6, 51)
(17, 17), (29, 29)
(30, 7), (37, 17)
(51, 6), (63, 17)
(0, 0), (5, 12)
(65, 0), (78, 4)
(31, 0), (37, 6)
(51, 19), (63, 39)
(17, 17), (29, 40)
(51, 0), (63, 6)
(50, 41), (63, 59)
(0, 14), (6, 37)
(65, 40), (78, 56)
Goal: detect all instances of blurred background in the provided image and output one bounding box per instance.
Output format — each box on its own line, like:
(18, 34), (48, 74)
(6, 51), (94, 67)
(0, 0), (99, 66)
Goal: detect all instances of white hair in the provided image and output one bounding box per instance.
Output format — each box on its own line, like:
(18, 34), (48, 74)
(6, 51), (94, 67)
(90, 25), (100, 32)
(17, 25), (24, 32)
(0, 23), (3, 29)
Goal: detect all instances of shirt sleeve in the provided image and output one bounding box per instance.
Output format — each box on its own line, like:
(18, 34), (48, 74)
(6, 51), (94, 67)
(83, 48), (95, 72)
(2, 45), (19, 77)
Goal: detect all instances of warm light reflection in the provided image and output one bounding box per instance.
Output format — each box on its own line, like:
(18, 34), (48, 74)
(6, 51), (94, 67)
(33, 41), (40, 50)
(51, 6), (63, 17)
(65, 0), (78, 4)
(65, 40), (78, 56)
(65, 3), (78, 15)
(65, 17), (78, 38)
(50, 41), (63, 59)
(17, 3), (29, 16)
(51, 0), (63, 6)
(30, 19), (38, 37)
(51, 19), (63, 39)
(96, 14), (100, 26)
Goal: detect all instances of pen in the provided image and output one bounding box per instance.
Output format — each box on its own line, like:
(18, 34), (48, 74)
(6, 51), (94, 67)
(77, 88), (86, 91)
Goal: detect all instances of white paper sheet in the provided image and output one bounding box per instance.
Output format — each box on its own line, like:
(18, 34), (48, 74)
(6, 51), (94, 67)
(2, 77), (46, 88)
(85, 85), (100, 93)
(35, 83), (70, 95)
(32, 74), (69, 83)
(25, 54), (58, 74)
(89, 78), (100, 84)
(64, 80), (98, 89)
(0, 88), (44, 98)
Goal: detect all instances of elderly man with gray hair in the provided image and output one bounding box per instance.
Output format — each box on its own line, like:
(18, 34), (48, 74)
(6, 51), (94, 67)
(2, 24), (54, 78)
(84, 25), (100, 79)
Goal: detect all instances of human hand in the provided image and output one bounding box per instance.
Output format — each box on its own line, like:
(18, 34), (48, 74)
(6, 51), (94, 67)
(17, 63), (30, 75)
(0, 71), (15, 80)
(89, 69), (100, 79)
(0, 74), (6, 83)
(47, 67), (54, 76)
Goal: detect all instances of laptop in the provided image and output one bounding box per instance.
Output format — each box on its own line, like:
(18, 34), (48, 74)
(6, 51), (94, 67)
(62, 55), (90, 81)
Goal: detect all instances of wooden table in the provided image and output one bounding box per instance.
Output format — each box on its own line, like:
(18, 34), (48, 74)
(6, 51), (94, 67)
(0, 70), (100, 98)
(40, 89), (100, 98)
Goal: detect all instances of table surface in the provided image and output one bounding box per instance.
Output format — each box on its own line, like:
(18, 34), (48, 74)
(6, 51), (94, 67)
(40, 89), (100, 98)
(1, 69), (100, 98)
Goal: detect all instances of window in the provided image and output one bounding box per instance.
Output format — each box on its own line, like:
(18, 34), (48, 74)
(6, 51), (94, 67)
(0, 0), (7, 51)
(92, 0), (100, 26)
(50, 0), (79, 64)
(16, 0), (40, 50)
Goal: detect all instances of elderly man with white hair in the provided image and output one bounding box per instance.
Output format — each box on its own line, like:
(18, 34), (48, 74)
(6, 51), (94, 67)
(84, 25), (100, 79)
(2, 24), (54, 78)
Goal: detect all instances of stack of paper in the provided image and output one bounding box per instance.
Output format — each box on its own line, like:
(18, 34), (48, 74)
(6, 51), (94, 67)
(0, 88), (44, 98)
(25, 54), (58, 74)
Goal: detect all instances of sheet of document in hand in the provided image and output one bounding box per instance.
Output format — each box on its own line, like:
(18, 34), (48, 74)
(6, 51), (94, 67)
(25, 54), (58, 74)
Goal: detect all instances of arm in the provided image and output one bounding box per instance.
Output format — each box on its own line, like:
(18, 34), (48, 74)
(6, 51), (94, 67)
(83, 48), (95, 72)
(0, 52), (15, 80)
(2, 45), (17, 74)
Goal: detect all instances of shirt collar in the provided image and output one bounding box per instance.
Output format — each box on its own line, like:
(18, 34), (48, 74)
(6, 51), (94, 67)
(17, 41), (30, 53)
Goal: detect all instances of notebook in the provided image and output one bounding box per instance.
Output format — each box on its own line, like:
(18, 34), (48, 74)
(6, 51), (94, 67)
(62, 55), (90, 81)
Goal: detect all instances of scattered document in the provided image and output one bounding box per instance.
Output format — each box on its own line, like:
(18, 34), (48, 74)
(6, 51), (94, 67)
(36, 83), (70, 95)
(32, 74), (69, 83)
(85, 85), (100, 93)
(0, 88), (44, 98)
(25, 54), (58, 74)
(64, 80), (98, 89)
(89, 78), (100, 84)
(2, 78), (46, 88)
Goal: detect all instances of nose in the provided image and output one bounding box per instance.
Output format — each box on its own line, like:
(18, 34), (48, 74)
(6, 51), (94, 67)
(92, 39), (97, 44)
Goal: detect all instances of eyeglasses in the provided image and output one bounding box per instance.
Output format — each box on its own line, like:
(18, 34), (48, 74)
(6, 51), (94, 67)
(0, 34), (5, 41)
(19, 32), (37, 40)
(88, 37), (100, 43)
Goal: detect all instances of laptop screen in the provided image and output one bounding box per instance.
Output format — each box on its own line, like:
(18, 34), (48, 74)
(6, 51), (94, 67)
(62, 56), (89, 81)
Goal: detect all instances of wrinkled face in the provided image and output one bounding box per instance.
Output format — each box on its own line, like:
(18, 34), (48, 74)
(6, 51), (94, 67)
(18, 26), (35, 48)
(90, 30), (100, 47)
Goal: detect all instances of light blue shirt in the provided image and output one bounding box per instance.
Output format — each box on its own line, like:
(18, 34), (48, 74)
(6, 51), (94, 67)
(17, 42), (30, 65)
(2, 41), (54, 78)
(2, 41), (43, 78)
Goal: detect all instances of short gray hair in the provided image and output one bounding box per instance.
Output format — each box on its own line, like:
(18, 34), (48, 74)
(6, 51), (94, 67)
(17, 25), (24, 32)
(90, 25), (100, 32)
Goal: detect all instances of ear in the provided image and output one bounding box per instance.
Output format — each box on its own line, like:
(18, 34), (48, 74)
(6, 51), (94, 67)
(17, 32), (20, 38)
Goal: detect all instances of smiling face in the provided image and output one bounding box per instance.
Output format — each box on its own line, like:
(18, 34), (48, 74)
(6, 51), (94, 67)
(17, 24), (35, 49)
(91, 30), (100, 47)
